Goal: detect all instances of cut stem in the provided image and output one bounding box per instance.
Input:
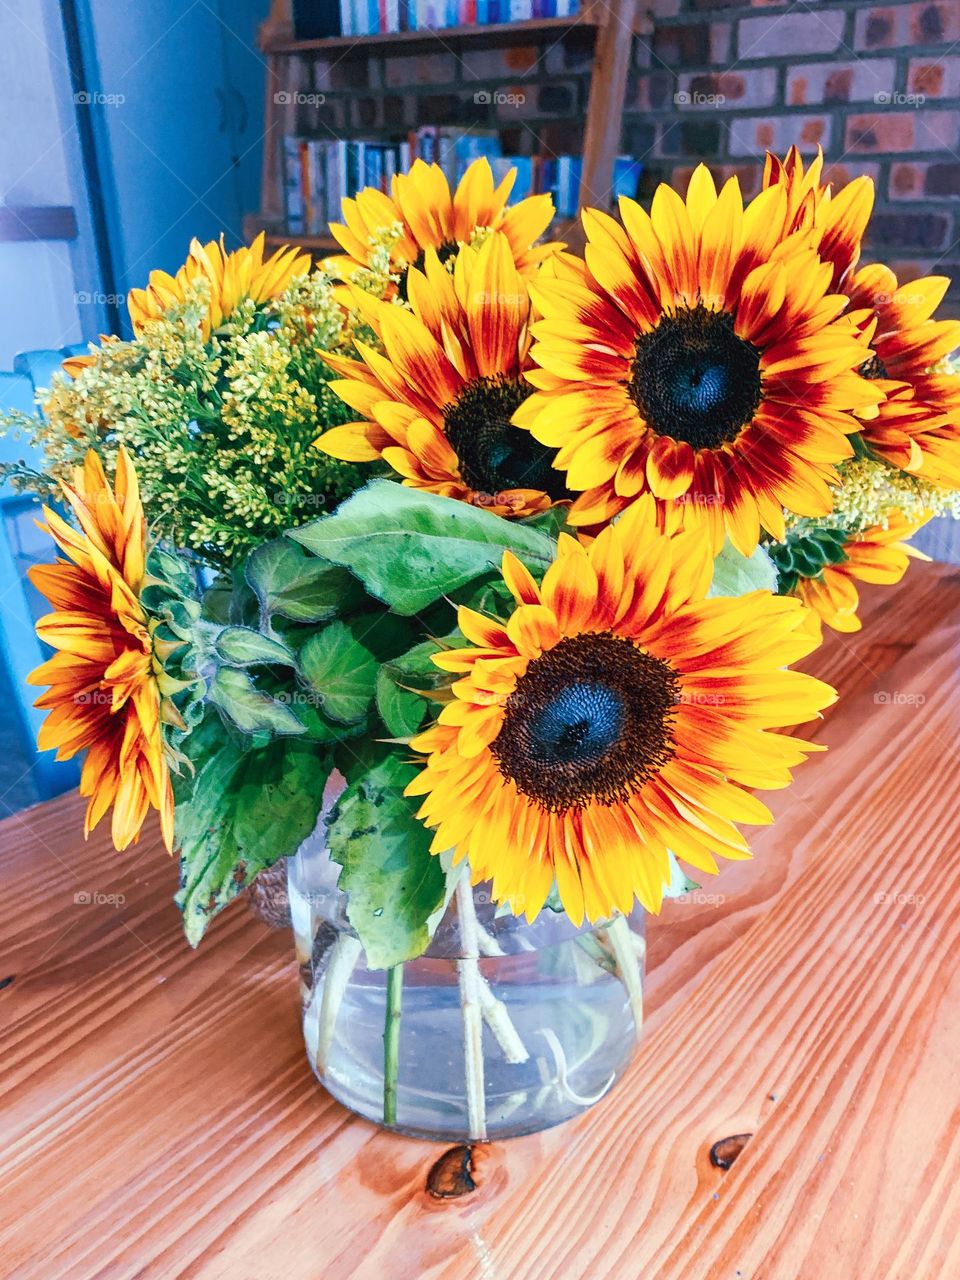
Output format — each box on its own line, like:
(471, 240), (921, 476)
(478, 974), (529, 1064)
(607, 914), (644, 1042)
(315, 934), (362, 1075)
(455, 875), (488, 1140)
(383, 963), (403, 1126)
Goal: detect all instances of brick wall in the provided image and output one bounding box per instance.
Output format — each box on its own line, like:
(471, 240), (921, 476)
(636, 0), (960, 309)
(293, 0), (959, 308)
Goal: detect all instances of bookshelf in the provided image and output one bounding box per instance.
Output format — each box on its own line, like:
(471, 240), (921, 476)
(249, 0), (651, 257)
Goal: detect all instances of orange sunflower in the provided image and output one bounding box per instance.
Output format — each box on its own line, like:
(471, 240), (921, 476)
(317, 231), (570, 518)
(846, 264), (960, 488)
(515, 164), (881, 554)
(127, 232), (310, 341)
(27, 448), (174, 851)
(796, 511), (931, 634)
(405, 499), (833, 924)
(762, 146), (874, 289)
(327, 157), (560, 298)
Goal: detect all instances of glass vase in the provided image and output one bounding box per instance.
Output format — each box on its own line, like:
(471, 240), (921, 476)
(288, 819), (646, 1142)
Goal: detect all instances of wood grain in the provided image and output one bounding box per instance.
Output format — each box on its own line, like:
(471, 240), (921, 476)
(2, 561), (960, 1280)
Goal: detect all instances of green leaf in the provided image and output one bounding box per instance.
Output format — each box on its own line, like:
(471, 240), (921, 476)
(374, 632), (459, 737)
(174, 720), (331, 946)
(327, 754), (449, 969)
(215, 626), (294, 667)
(289, 479), (557, 615)
(298, 619), (378, 725)
(246, 537), (361, 624)
(208, 666), (305, 736)
(709, 539), (777, 598)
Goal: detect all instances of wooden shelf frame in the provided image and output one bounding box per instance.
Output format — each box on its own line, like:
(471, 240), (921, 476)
(252, 0), (647, 255)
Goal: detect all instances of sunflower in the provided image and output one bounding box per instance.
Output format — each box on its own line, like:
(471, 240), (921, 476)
(27, 448), (175, 851)
(316, 231), (570, 518)
(327, 157), (560, 298)
(405, 499), (833, 924)
(126, 232), (310, 341)
(846, 264), (960, 488)
(762, 146), (874, 288)
(515, 164), (881, 554)
(795, 511), (931, 634)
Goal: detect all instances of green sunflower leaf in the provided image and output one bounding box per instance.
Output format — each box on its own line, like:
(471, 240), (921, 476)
(289, 480), (557, 615)
(709, 539), (778, 599)
(174, 718), (331, 946)
(246, 537), (362, 625)
(297, 619), (379, 725)
(374, 631), (460, 738)
(326, 753), (449, 969)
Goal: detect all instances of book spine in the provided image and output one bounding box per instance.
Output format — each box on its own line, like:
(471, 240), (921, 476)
(283, 137), (305, 233)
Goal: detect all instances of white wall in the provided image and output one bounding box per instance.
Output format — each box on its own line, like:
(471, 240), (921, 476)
(0, 0), (83, 366)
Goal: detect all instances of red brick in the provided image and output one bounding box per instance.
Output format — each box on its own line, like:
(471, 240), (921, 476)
(383, 53), (458, 89)
(889, 162), (924, 199)
(868, 211), (951, 250)
(628, 70), (675, 111)
(653, 23), (711, 66)
(787, 59), (896, 106)
(925, 163), (960, 197)
(678, 67), (777, 109)
(845, 113), (915, 152)
(855, 2), (960, 50)
(461, 46), (539, 81)
(909, 57), (960, 98)
(738, 11), (844, 58)
(728, 114), (831, 157)
(711, 22), (732, 62)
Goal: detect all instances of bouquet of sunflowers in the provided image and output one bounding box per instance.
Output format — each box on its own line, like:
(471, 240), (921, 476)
(5, 150), (959, 1140)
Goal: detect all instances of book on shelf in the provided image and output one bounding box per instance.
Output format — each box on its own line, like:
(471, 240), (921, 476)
(292, 0), (581, 37)
(279, 134), (643, 237)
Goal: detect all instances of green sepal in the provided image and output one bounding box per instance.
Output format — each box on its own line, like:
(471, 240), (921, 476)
(767, 526), (849, 595)
(208, 666), (305, 736)
(215, 626), (294, 668)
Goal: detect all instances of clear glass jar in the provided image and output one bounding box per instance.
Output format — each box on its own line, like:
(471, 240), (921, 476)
(288, 817), (646, 1142)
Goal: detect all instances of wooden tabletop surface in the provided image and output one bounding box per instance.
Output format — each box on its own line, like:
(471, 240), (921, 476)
(3, 560), (960, 1280)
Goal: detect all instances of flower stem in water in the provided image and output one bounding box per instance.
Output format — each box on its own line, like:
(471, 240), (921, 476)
(383, 963), (403, 1125)
(455, 875), (488, 1140)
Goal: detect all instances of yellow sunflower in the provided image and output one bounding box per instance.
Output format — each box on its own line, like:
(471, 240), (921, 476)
(327, 157), (560, 298)
(317, 231), (570, 518)
(797, 511), (931, 634)
(405, 499), (833, 924)
(762, 146), (874, 288)
(127, 232), (310, 340)
(846, 264), (960, 488)
(27, 448), (174, 851)
(515, 164), (881, 555)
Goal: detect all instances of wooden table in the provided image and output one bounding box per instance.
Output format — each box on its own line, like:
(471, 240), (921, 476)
(3, 561), (960, 1280)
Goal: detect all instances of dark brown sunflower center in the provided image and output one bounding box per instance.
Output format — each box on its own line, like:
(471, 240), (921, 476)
(396, 240), (459, 303)
(490, 632), (679, 813)
(628, 304), (762, 450)
(443, 374), (569, 500)
(859, 353), (889, 380)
